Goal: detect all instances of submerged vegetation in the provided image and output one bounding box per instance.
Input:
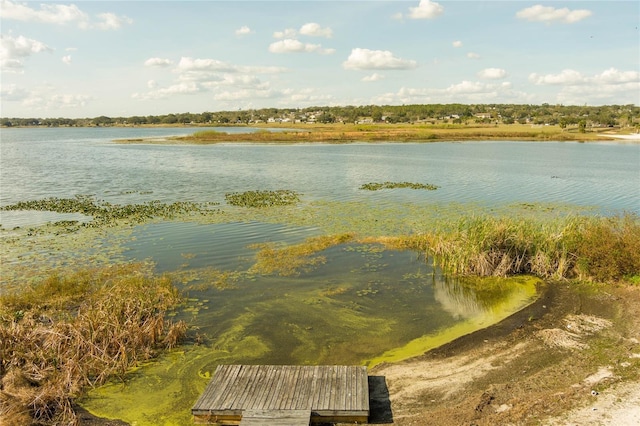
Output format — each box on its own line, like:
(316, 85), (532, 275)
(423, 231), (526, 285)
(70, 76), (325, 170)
(360, 181), (439, 191)
(225, 189), (301, 207)
(1, 196), (219, 228)
(0, 264), (186, 425)
(249, 233), (355, 276)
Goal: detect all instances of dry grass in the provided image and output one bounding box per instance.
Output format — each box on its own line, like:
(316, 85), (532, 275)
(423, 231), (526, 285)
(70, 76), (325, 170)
(0, 264), (187, 425)
(174, 123), (610, 144)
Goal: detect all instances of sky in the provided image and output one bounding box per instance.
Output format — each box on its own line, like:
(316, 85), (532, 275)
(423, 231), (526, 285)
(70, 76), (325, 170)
(1, 0), (639, 118)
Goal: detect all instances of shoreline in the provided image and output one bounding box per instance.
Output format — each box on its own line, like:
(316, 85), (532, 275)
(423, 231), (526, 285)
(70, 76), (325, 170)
(366, 281), (640, 425)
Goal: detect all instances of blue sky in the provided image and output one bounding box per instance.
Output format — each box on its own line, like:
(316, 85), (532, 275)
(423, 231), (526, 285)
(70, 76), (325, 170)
(1, 0), (638, 118)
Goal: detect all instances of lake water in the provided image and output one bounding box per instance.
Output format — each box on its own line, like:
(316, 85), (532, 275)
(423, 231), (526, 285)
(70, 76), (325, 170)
(2, 127), (638, 213)
(1, 127), (638, 425)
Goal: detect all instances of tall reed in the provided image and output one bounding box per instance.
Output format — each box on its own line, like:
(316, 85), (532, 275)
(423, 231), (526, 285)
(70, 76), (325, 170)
(0, 264), (187, 425)
(422, 213), (640, 281)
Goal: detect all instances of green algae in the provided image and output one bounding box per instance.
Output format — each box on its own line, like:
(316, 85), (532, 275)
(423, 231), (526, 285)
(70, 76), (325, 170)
(367, 276), (541, 367)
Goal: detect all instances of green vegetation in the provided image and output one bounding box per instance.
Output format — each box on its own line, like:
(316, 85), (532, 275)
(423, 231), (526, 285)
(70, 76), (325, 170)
(360, 181), (439, 191)
(417, 213), (640, 282)
(0, 264), (187, 425)
(3, 103), (638, 132)
(1, 196), (220, 228)
(225, 190), (301, 207)
(170, 122), (615, 143)
(248, 234), (355, 276)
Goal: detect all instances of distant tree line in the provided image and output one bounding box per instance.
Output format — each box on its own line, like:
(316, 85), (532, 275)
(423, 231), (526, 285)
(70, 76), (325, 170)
(2, 103), (638, 129)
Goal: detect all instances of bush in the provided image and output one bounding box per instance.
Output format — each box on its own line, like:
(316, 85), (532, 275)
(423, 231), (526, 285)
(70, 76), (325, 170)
(0, 265), (186, 425)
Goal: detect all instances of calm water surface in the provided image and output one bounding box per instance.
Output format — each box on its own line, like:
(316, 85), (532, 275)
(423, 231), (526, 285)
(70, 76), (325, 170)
(1, 127), (638, 425)
(2, 127), (638, 213)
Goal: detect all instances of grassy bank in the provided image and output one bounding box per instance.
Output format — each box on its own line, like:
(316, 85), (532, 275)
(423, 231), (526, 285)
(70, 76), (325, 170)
(383, 213), (640, 282)
(159, 123), (615, 144)
(0, 265), (187, 425)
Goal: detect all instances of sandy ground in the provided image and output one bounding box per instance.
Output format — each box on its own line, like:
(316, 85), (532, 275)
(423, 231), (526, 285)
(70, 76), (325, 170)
(597, 133), (640, 141)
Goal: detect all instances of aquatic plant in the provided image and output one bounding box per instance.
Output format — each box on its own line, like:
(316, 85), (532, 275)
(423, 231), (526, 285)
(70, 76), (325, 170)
(422, 213), (640, 281)
(225, 189), (301, 207)
(0, 195), (220, 229)
(359, 181), (439, 191)
(249, 233), (354, 276)
(0, 264), (187, 425)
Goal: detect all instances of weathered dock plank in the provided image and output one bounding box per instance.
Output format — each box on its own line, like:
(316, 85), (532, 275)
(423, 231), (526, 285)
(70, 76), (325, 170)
(192, 365), (369, 425)
(239, 409), (311, 426)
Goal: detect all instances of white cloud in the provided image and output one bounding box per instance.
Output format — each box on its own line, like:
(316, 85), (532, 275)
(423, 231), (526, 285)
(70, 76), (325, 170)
(530, 68), (639, 86)
(7, 84), (92, 110)
(176, 57), (285, 75)
(516, 5), (592, 24)
(299, 22), (333, 38)
(135, 56), (286, 102)
(529, 69), (584, 85)
(1, 0), (132, 30)
(235, 25), (253, 36)
(273, 28), (297, 39)
(529, 68), (640, 105)
(478, 68), (507, 79)
(452, 40), (463, 48)
(0, 34), (52, 72)
(467, 52), (481, 59)
(371, 80), (528, 105)
(284, 88), (334, 104)
(268, 39), (334, 55)
(62, 55), (72, 65)
(408, 0), (444, 20)
(95, 12), (132, 30)
(133, 81), (204, 100)
(176, 57), (239, 73)
(144, 57), (174, 67)
(273, 23), (333, 40)
(446, 80), (487, 94)
(362, 73), (385, 82)
(214, 88), (277, 102)
(343, 48), (417, 70)
(0, 83), (29, 101)
(592, 67), (640, 84)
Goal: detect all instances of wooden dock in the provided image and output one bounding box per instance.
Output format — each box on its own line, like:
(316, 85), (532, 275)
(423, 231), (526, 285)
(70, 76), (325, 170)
(192, 365), (369, 425)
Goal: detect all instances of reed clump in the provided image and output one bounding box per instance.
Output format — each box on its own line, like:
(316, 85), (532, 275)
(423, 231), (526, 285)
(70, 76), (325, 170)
(422, 213), (640, 282)
(0, 264), (187, 425)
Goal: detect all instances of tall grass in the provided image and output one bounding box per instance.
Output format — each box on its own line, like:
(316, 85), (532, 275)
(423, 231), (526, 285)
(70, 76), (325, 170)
(422, 213), (640, 282)
(0, 264), (187, 425)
